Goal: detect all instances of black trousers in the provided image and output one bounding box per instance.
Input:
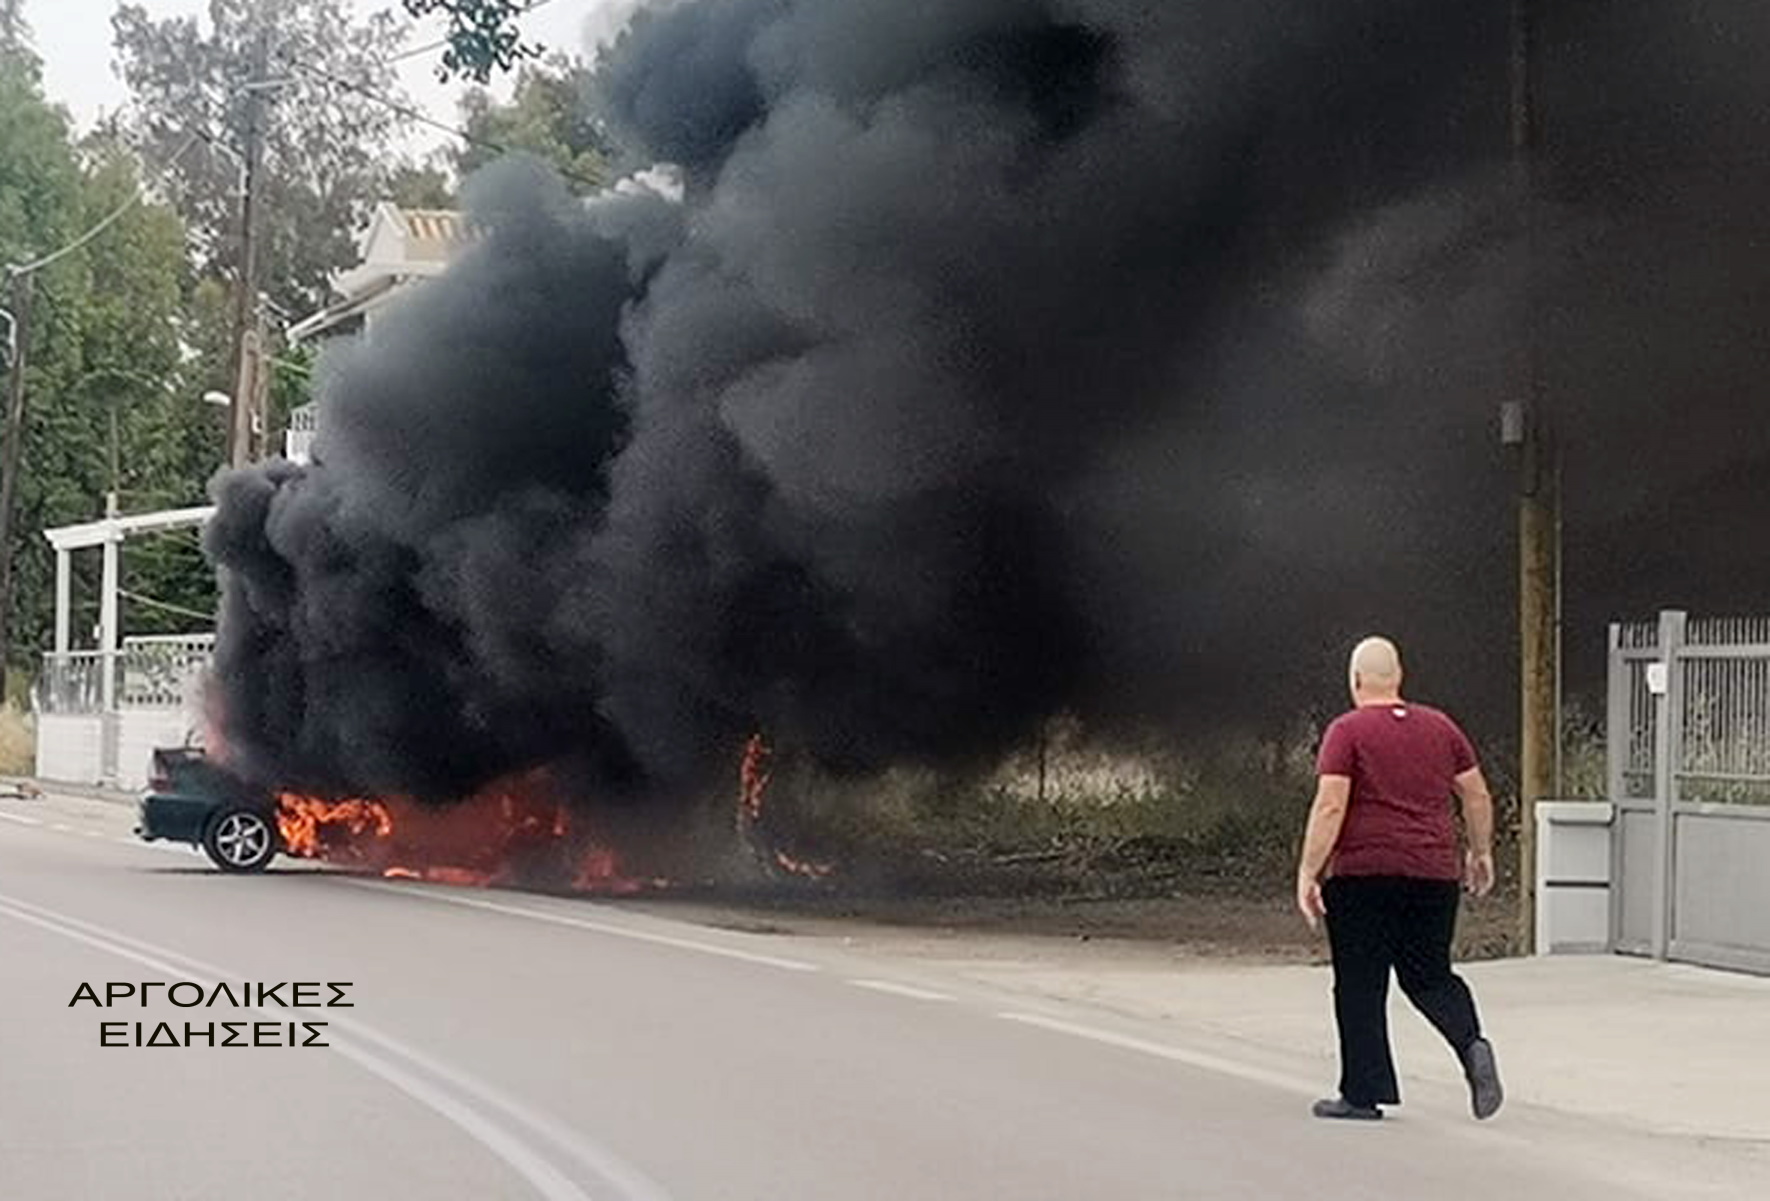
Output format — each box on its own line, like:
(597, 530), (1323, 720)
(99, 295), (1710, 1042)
(1322, 876), (1483, 1107)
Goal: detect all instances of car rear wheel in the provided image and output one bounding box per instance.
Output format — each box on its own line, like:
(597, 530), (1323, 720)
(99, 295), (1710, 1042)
(202, 808), (278, 873)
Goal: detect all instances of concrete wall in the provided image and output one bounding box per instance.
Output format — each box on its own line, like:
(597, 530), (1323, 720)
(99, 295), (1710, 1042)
(116, 709), (197, 790)
(34, 714), (104, 785)
(1535, 802), (1614, 955)
(33, 707), (195, 790)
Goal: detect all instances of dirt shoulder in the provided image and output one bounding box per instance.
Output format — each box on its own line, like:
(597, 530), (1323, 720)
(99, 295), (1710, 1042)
(624, 884), (1518, 966)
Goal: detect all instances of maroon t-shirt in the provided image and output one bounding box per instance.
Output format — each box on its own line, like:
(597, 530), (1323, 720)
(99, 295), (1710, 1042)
(1316, 701), (1478, 880)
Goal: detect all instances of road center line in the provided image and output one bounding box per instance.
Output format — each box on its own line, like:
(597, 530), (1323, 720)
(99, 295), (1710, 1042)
(0, 810), (42, 825)
(339, 878), (821, 974)
(0, 891), (671, 1201)
(848, 979), (954, 1002)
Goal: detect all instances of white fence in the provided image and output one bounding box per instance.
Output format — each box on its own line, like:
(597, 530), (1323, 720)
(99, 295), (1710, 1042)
(33, 634), (211, 789)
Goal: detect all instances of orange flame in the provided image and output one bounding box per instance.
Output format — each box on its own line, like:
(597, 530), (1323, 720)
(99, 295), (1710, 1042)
(277, 794), (393, 860)
(274, 770), (652, 894)
(774, 849), (834, 879)
(739, 733), (771, 826)
(736, 733), (835, 881)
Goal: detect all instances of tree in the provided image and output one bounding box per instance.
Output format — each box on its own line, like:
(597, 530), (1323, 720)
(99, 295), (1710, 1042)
(0, 45), (82, 691)
(455, 56), (611, 192)
(112, 1), (414, 320)
(402, 0), (540, 83)
(388, 158), (457, 209)
(0, 0), (28, 60)
(14, 141), (213, 659)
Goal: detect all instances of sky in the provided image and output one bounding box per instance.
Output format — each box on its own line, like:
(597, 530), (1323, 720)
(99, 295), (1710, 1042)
(29, 0), (633, 156)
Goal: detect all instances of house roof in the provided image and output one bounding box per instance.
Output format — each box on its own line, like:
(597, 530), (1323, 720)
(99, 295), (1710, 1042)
(288, 203), (476, 343)
(398, 208), (470, 261)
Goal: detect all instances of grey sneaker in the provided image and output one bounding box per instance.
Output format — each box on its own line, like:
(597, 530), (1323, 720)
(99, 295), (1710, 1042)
(1311, 1097), (1383, 1121)
(1462, 1038), (1504, 1120)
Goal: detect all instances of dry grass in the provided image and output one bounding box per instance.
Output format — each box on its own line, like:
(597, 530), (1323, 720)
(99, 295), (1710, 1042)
(766, 716), (1326, 898)
(0, 703), (34, 777)
(749, 713), (1533, 959)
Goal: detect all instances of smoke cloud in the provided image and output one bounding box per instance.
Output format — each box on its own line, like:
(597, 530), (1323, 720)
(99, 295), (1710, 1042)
(206, 0), (1770, 803)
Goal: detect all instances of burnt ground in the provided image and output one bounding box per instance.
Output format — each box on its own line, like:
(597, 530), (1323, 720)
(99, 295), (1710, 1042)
(612, 820), (1527, 964)
(621, 879), (1522, 966)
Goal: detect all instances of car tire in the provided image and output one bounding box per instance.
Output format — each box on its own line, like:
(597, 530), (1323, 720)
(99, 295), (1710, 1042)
(202, 807), (278, 873)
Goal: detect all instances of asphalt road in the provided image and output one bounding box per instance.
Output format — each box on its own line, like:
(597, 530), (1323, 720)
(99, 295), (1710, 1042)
(1, 793), (1760, 1201)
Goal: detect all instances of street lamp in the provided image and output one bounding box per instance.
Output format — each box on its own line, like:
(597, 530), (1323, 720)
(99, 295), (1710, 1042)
(203, 389), (261, 445)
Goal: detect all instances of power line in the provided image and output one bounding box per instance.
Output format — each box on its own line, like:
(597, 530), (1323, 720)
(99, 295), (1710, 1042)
(384, 0), (559, 66)
(280, 54), (506, 153)
(278, 51), (606, 190)
(5, 132), (205, 279)
(118, 588), (215, 624)
(388, 36), (451, 65)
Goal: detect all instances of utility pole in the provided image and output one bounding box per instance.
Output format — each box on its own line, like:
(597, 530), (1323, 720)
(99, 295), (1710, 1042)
(0, 269), (33, 699)
(229, 24), (271, 469)
(1508, 0), (1560, 955)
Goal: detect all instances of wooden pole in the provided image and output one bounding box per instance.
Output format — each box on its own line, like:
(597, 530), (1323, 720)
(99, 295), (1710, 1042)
(1518, 420), (1558, 953)
(1510, 0), (1559, 954)
(229, 26), (270, 468)
(0, 270), (34, 699)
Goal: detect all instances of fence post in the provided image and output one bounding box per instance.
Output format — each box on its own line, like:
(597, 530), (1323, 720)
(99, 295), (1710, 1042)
(1650, 609), (1687, 960)
(1604, 623), (1626, 951)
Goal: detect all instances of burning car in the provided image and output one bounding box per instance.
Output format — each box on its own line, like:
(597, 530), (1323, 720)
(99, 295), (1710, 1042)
(136, 746), (281, 873)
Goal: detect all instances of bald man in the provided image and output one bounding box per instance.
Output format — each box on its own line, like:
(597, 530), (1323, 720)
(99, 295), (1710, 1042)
(1296, 637), (1504, 1122)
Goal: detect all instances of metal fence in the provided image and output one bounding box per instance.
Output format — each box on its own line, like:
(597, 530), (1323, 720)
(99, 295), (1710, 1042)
(35, 634), (214, 715)
(1608, 612), (1770, 974)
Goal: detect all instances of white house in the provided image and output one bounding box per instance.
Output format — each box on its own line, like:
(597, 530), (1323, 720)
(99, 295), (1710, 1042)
(282, 204), (474, 463)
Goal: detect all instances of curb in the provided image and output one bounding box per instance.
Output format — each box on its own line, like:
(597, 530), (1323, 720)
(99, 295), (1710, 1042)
(2, 775), (136, 806)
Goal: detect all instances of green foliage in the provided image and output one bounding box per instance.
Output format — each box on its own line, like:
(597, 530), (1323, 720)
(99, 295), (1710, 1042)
(0, 56), (222, 675)
(403, 0), (542, 84)
(387, 159), (457, 209)
(112, 0), (412, 318)
(0, 0), (30, 62)
(455, 56), (611, 193)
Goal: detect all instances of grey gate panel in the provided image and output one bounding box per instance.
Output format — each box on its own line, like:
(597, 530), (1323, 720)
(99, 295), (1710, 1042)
(1608, 612), (1770, 975)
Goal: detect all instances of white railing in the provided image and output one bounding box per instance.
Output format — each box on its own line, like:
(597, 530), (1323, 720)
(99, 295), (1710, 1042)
(120, 634), (215, 709)
(36, 634), (215, 715)
(35, 651), (106, 714)
(285, 404), (317, 464)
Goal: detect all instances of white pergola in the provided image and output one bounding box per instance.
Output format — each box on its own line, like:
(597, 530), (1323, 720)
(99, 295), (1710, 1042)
(42, 504), (216, 708)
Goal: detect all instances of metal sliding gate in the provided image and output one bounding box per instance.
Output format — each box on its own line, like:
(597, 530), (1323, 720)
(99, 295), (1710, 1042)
(1608, 612), (1770, 974)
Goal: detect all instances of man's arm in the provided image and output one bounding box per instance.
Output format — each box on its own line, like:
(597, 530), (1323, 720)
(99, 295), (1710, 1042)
(1453, 766), (1495, 896)
(1296, 774), (1351, 927)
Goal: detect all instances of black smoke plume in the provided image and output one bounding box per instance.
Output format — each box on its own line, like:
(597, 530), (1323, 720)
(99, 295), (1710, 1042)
(206, 0), (1770, 803)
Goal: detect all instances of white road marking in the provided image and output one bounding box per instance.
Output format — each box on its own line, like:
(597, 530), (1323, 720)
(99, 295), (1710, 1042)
(49, 823), (73, 833)
(997, 1012), (1320, 1098)
(0, 811), (42, 826)
(0, 891), (672, 1201)
(848, 979), (954, 1003)
(342, 879), (820, 974)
